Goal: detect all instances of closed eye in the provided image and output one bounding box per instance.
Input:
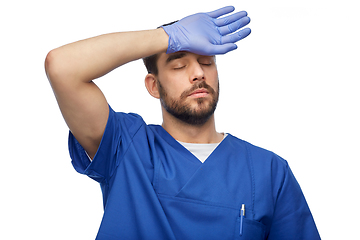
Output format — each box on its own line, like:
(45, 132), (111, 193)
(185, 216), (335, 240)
(174, 65), (186, 70)
(198, 56), (215, 66)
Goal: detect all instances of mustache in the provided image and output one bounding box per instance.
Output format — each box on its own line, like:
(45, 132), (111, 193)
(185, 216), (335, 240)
(179, 81), (216, 100)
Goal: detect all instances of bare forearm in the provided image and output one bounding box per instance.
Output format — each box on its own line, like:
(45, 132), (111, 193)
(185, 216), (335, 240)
(45, 28), (168, 83)
(44, 28), (168, 157)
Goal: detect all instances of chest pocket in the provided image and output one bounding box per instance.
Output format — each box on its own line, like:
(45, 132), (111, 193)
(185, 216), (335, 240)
(235, 217), (266, 240)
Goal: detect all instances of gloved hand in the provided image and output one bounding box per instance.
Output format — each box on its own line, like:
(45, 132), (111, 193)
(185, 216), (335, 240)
(161, 6), (251, 56)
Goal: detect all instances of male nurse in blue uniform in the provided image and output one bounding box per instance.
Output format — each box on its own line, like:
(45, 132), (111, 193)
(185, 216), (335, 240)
(45, 6), (321, 240)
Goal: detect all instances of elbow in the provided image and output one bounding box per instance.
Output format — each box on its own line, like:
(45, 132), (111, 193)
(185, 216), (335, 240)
(45, 49), (62, 84)
(45, 48), (88, 87)
(45, 48), (76, 89)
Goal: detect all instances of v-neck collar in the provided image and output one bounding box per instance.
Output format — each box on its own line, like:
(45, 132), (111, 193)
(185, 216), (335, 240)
(151, 125), (230, 164)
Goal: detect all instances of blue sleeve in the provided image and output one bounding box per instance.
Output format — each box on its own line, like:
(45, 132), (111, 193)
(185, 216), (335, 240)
(68, 105), (144, 184)
(268, 161), (321, 239)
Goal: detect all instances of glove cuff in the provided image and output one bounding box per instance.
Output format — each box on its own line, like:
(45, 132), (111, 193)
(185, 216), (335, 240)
(161, 24), (181, 54)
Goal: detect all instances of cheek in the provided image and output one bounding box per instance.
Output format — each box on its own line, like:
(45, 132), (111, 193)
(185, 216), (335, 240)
(160, 73), (189, 94)
(210, 68), (219, 79)
(207, 70), (219, 89)
(157, 76), (183, 99)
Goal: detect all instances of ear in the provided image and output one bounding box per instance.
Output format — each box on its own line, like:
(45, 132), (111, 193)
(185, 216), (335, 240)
(145, 73), (160, 99)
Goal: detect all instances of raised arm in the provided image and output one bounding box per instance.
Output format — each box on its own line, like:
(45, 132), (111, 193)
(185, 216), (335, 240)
(45, 6), (251, 159)
(45, 29), (169, 158)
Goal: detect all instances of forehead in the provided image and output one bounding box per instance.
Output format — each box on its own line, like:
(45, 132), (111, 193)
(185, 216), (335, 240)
(157, 51), (186, 65)
(165, 52), (188, 64)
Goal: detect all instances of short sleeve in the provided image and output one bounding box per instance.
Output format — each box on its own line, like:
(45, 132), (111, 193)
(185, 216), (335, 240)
(268, 161), (321, 239)
(68, 105), (144, 184)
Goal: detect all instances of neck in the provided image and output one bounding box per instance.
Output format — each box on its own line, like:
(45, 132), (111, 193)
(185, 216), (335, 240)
(161, 109), (223, 144)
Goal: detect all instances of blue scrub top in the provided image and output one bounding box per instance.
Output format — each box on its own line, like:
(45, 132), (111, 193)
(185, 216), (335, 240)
(69, 106), (320, 240)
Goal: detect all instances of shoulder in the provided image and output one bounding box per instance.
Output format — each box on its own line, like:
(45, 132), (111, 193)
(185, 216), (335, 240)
(109, 107), (146, 136)
(227, 134), (288, 171)
(111, 107), (144, 124)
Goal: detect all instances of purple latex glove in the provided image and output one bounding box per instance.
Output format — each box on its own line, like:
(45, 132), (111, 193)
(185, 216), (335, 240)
(161, 6), (251, 55)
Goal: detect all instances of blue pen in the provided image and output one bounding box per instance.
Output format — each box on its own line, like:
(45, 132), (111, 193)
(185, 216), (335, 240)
(240, 204), (245, 236)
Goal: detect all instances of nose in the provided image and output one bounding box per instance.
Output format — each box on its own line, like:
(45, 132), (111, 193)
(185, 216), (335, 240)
(190, 62), (205, 83)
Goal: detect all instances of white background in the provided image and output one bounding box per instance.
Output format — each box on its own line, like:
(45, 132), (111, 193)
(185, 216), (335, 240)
(1, 0), (359, 239)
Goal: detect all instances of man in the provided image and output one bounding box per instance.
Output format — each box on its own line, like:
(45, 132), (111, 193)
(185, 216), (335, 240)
(45, 6), (320, 240)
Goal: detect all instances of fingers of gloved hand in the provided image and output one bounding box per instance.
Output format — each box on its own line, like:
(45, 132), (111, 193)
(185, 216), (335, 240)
(218, 16), (251, 36)
(214, 11), (248, 27)
(221, 28), (251, 44)
(207, 43), (238, 55)
(206, 6), (235, 19)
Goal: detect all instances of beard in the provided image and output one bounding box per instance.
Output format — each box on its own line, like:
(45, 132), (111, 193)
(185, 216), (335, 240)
(157, 80), (219, 126)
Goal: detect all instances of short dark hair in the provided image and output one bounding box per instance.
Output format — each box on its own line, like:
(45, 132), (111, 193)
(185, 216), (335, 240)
(142, 21), (178, 75)
(143, 53), (160, 75)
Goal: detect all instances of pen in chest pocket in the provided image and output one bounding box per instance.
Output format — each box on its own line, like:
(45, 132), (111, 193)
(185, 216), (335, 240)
(240, 204), (245, 236)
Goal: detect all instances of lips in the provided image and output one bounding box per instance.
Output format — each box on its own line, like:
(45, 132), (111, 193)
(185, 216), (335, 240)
(179, 81), (215, 100)
(188, 88), (209, 98)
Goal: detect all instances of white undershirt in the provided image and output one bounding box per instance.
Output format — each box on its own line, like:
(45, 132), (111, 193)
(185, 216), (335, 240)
(177, 133), (228, 163)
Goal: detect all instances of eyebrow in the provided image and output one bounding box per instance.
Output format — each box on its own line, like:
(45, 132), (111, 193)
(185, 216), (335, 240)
(165, 52), (187, 64)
